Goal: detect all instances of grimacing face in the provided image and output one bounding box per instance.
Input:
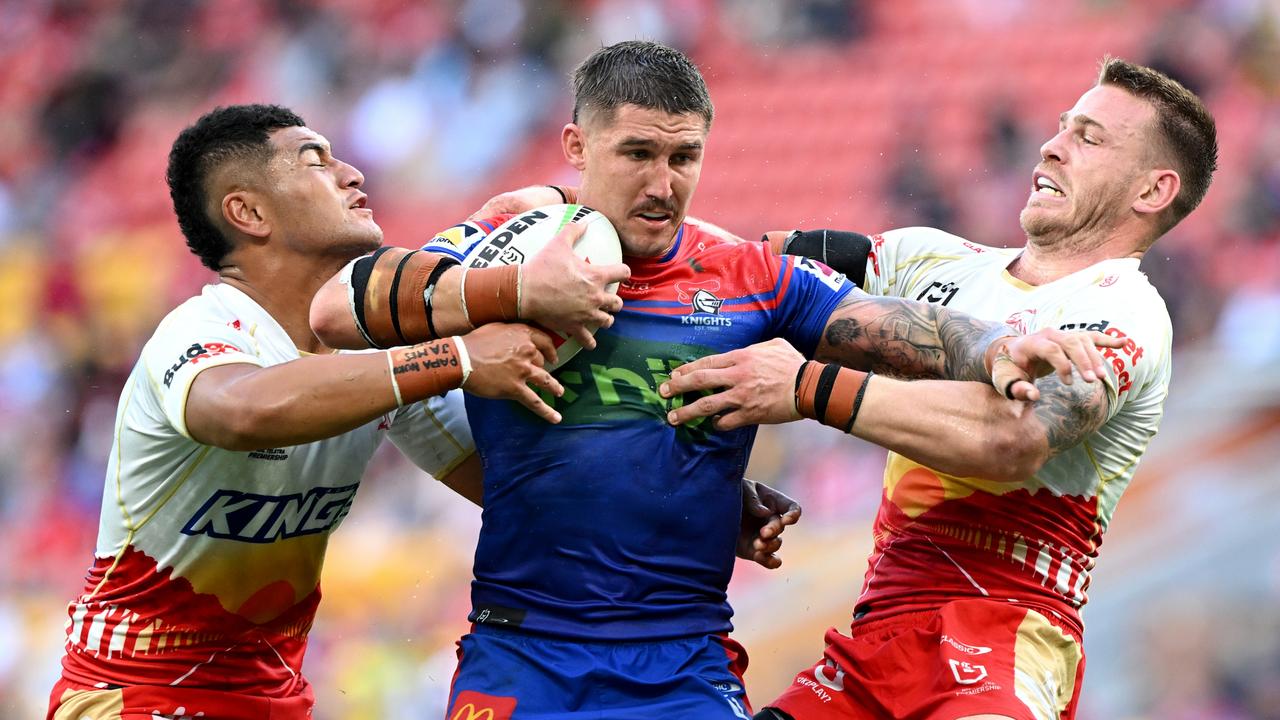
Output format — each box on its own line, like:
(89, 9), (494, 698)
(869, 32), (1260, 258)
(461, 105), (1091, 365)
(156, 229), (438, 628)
(260, 126), (383, 259)
(565, 104), (707, 257)
(1020, 85), (1160, 247)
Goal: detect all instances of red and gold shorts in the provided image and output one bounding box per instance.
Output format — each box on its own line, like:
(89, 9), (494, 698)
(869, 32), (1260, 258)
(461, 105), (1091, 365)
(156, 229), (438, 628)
(767, 599), (1084, 720)
(48, 676), (314, 720)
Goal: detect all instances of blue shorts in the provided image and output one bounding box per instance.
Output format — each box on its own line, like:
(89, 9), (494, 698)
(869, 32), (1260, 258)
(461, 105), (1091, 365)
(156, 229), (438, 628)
(445, 625), (752, 719)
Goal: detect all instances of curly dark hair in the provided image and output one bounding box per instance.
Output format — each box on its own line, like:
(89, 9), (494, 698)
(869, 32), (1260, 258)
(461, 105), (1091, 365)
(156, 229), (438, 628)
(571, 40), (713, 128)
(166, 104), (305, 270)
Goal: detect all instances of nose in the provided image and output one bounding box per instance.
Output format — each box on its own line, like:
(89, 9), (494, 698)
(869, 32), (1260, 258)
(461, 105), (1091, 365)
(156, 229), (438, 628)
(642, 162), (673, 201)
(337, 159), (364, 188)
(1039, 129), (1068, 165)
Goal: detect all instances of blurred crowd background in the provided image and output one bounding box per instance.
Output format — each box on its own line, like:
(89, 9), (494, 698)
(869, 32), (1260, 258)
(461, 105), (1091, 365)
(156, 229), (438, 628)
(2, 0), (1279, 717)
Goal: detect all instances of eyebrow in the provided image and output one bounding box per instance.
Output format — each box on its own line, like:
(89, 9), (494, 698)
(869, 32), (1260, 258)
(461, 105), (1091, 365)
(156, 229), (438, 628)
(297, 141), (331, 158)
(616, 136), (704, 151)
(1059, 112), (1106, 132)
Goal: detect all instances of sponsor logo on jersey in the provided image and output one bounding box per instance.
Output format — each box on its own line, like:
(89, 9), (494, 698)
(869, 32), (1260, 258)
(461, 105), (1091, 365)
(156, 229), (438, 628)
(794, 256), (847, 292)
(868, 234), (886, 278)
(1056, 319), (1143, 394)
(948, 659), (989, 685)
(428, 221), (484, 253)
(1005, 308), (1038, 334)
(247, 447), (289, 461)
(1099, 273), (1120, 288)
(962, 241), (987, 254)
(181, 483), (358, 543)
(466, 209), (549, 268)
(916, 280), (960, 306)
(163, 342), (242, 387)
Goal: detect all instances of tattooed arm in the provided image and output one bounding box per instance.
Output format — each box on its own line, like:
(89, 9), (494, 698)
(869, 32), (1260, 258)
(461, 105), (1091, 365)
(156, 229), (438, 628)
(814, 290), (1014, 382)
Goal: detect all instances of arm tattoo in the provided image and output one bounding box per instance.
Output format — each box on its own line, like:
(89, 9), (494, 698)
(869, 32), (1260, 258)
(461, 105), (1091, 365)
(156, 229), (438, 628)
(815, 293), (1014, 381)
(1032, 371), (1112, 458)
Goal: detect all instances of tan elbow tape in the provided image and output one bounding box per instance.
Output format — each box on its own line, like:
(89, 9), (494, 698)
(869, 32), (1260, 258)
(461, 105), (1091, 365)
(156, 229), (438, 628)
(386, 338), (465, 405)
(462, 265), (520, 326)
(795, 361), (871, 432)
(358, 249), (457, 347)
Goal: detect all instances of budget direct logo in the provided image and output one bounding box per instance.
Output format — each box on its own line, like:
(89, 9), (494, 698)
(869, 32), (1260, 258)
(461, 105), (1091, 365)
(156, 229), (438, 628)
(163, 342), (241, 387)
(182, 483), (358, 543)
(1057, 319), (1143, 394)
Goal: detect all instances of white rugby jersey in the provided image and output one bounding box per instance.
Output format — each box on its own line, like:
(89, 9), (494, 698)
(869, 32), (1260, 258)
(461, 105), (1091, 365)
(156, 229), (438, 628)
(59, 282), (473, 695)
(855, 227), (1172, 628)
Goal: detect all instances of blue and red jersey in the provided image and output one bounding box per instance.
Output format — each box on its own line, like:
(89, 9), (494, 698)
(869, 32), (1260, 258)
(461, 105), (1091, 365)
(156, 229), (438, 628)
(426, 219), (852, 640)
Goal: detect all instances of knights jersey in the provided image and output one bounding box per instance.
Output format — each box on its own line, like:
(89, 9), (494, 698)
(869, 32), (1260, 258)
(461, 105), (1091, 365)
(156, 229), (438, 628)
(426, 218), (853, 640)
(59, 283), (474, 696)
(858, 227), (1172, 631)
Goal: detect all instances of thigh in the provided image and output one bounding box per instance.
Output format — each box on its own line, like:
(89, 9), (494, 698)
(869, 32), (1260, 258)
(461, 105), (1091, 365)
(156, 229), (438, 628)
(49, 676), (314, 720)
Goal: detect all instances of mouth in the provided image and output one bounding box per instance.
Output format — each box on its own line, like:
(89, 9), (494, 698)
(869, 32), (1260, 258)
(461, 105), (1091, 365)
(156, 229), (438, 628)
(1032, 172), (1066, 199)
(632, 210), (673, 228)
(349, 194), (372, 213)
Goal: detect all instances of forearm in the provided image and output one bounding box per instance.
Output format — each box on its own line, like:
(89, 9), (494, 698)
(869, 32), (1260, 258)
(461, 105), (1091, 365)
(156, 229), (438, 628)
(189, 343), (465, 449)
(311, 249), (516, 350)
(816, 293), (1013, 382)
(853, 375), (1047, 481)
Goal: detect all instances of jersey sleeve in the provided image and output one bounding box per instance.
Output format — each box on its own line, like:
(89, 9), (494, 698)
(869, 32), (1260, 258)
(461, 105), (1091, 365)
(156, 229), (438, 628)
(1031, 283), (1173, 421)
(420, 216), (510, 259)
(864, 226), (988, 298)
(767, 251), (855, 357)
(139, 316), (263, 439)
(387, 389), (476, 478)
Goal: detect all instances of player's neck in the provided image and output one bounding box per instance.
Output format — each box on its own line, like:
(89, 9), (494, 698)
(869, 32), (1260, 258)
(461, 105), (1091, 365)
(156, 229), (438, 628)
(218, 260), (335, 354)
(1011, 235), (1143, 285)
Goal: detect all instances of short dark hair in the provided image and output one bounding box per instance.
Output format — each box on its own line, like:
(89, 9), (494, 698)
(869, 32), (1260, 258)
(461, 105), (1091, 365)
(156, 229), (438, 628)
(166, 104), (305, 270)
(571, 40), (713, 129)
(1097, 57), (1218, 236)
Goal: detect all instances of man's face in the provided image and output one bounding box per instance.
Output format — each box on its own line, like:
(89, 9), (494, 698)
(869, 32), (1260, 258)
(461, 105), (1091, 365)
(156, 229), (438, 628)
(567, 104), (707, 257)
(259, 126), (382, 259)
(1020, 85), (1159, 244)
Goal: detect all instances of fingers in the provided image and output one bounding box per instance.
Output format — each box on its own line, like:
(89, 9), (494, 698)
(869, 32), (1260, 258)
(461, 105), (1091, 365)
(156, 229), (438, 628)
(527, 328), (560, 369)
(1059, 334), (1102, 383)
(666, 352), (739, 383)
(601, 293), (625, 315)
(595, 262), (632, 285)
(552, 222), (587, 247)
(1088, 330), (1126, 348)
(512, 384), (562, 424)
(567, 325), (597, 351)
(660, 367), (734, 398)
(666, 389), (737, 426)
(1006, 379), (1041, 402)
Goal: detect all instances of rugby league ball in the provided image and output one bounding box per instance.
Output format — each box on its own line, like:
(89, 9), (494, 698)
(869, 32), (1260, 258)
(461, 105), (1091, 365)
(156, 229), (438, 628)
(461, 204), (622, 370)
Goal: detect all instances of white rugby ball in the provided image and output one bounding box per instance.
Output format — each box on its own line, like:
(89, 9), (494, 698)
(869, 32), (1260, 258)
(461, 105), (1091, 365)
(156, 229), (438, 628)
(462, 204), (622, 370)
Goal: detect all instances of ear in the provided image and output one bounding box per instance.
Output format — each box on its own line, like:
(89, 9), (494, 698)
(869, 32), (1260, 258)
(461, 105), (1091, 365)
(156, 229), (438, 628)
(1133, 168), (1180, 217)
(562, 123), (587, 171)
(222, 190), (271, 239)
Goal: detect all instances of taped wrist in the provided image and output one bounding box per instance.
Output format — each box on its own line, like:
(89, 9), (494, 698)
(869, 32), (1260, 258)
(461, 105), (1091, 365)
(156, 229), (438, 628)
(768, 229), (873, 287)
(385, 336), (471, 406)
(350, 247), (458, 348)
(794, 361), (872, 432)
(460, 265), (521, 328)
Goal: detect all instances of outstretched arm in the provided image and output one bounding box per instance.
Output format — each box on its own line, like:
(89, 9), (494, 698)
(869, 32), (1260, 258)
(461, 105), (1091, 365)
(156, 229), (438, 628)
(186, 323), (564, 450)
(310, 222), (629, 352)
(660, 333), (1117, 482)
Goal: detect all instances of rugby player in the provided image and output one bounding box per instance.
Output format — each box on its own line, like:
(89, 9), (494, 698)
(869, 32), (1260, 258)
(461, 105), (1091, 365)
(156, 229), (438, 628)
(662, 58), (1217, 720)
(310, 41), (1120, 719)
(46, 104), (613, 719)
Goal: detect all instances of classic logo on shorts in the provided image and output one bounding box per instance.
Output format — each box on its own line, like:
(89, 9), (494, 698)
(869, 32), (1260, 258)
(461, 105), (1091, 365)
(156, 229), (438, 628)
(181, 483), (357, 543)
(450, 691), (517, 720)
